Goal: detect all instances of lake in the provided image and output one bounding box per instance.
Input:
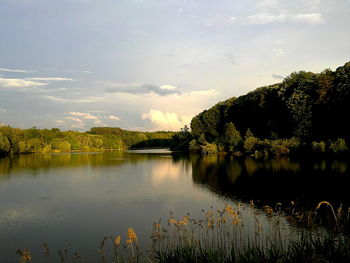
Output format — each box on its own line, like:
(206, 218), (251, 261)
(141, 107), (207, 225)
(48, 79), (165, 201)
(0, 150), (349, 262)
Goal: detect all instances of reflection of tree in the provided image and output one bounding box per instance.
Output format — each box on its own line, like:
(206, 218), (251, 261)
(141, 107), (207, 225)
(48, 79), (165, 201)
(191, 155), (242, 197)
(0, 151), (180, 180)
(190, 156), (350, 207)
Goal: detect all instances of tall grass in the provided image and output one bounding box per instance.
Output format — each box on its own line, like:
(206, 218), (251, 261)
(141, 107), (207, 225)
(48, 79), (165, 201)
(16, 201), (350, 263)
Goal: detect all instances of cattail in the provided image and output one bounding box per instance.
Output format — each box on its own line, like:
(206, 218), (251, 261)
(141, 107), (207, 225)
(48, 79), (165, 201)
(20, 248), (31, 262)
(127, 228), (137, 242)
(114, 236), (121, 247)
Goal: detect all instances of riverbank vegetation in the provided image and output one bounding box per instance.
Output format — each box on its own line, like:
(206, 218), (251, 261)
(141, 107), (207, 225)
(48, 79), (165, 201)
(17, 201), (350, 263)
(184, 61), (350, 157)
(0, 125), (174, 155)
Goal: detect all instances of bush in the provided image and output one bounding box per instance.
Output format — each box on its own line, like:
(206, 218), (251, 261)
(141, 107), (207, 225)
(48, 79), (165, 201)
(0, 132), (11, 154)
(41, 144), (52, 154)
(311, 141), (326, 153)
(270, 138), (301, 157)
(81, 145), (90, 152)
(59, 141), (71, 153)
(201, 143), (218, 155)
(329, 138), (348, 153)
(243, 136), (260, 153)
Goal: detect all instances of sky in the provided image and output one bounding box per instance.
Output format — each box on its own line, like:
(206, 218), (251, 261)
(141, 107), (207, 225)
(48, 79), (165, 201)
(0, 0), (349, 131)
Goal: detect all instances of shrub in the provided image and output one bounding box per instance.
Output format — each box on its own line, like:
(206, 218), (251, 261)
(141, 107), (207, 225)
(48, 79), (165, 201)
(270, 138), (301, 157)
(59, 141), (71, 153)
(311, 141), (326, 153)
(201, 143), (218, 155)
(329, 138), (348, 153)
(243, 136), (260, 153)
(0, 132), (11, 154)
(81, 146), (90, 152)
(41, 144), (52, 154)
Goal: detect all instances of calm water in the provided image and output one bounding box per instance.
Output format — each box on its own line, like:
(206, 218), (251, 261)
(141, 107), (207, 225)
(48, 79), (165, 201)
(0, 150), (349, 262)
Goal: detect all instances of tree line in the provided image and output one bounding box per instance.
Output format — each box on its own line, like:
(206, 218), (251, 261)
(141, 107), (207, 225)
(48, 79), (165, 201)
(0, 126), (174, 155)
(186, 61), (350, 157)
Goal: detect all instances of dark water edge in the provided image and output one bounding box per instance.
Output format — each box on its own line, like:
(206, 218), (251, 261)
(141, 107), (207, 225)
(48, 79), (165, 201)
(0, 150), (349, 262)
(188, 154), (350, 208)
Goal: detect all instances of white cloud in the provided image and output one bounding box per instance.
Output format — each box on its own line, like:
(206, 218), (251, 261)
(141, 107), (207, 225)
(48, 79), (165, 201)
(160, 85), (177, 91)
(246, 12), (324, 25)
(0, 67), (31, 73)
(68, 112), (98, 120)
(26, 77), (74, 81)
(44, 95), (99, 103)
(289, 13), (324, 24)
(105, 115), (120, 120)
(0, 78), (47, 88)
(246, 12), (286, 24)
(0, 108), (7, 112)
(142, 109), (192, 131)
(0, 77), (74, 90)
(65, 116), (85, 129)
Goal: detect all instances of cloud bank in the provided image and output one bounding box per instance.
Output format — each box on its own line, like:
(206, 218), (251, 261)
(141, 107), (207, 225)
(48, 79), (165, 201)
(142, 109), (192, 131)
(246, 12), (324, 25)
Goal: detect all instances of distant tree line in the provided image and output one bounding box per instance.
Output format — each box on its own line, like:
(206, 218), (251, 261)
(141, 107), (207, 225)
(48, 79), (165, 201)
(187, 61), (350, 157)
(0, 126), (174, 156)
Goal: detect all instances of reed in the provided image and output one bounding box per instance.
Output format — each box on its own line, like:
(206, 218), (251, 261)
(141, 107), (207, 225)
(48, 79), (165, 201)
(16, 201), (350, 263)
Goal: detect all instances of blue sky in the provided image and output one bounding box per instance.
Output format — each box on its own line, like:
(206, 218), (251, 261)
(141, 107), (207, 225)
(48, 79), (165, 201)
(0, 0), (349, 131)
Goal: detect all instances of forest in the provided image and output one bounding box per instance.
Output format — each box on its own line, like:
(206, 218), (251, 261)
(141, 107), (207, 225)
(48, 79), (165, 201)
(0, 125), (174, 155)
(186, 61), (350, 156)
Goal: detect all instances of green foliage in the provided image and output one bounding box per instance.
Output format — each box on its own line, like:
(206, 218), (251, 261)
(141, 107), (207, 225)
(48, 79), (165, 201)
(224, 122), (242, 150)
(243, 130), (260, 154)
(0, 125), (175, 155)
(311, 141), (326, 153)
(41, 144), (52, 154)
(201, 143), (218, 155)
(58, 141), (71, 153)
(188, 61), (350, 156)
(189, 139), (201, 153)
(81, 145), (90, 152)
(27, 138), (43, 153)
(0, 132), (11, 154)
(329, 138), (348, 153)
(188, 134), (218, 155)
(19, 141), (27, 153)
(170, 125), (193, 151)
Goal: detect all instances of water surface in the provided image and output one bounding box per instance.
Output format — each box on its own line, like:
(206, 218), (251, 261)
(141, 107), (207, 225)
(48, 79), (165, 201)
(0, 151), (349, 262)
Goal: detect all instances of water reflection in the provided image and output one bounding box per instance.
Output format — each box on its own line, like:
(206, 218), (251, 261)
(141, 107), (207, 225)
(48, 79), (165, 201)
(191, 155), (350, 207)
(0, 151), (349, 262)
(1, 153), (349, 206)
